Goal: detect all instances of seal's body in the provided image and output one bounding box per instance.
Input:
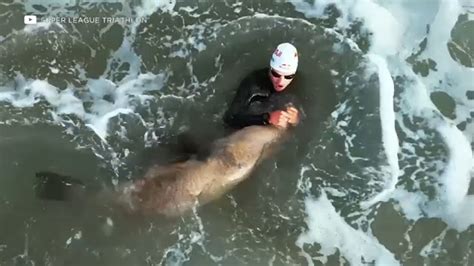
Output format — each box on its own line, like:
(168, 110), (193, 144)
(114, 125), (285, 217)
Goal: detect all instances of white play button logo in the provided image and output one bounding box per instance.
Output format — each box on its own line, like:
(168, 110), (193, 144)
(24, 15), (37, 25)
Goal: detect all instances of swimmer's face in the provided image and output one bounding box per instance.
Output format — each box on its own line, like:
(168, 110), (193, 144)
(269, 68), (295, 92)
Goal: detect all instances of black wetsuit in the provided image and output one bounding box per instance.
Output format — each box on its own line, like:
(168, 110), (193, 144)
(224, 68), (301, 129)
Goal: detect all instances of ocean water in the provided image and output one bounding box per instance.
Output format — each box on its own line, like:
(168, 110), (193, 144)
(0, 0), (473, 265)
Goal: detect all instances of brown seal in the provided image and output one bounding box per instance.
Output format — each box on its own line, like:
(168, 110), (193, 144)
(113, 125), (286, 217)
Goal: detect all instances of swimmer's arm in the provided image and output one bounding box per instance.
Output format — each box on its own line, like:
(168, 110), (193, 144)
(223, 78), (270, 128)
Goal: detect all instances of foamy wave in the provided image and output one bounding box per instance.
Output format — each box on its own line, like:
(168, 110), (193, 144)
(0, 72), (166, 141)
(436, 122), (474, 231)
(297, 192), (399, 266)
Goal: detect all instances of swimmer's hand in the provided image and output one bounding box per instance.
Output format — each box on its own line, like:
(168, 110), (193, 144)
(268, 107), (299, 128)
(285, 106), (299, 126)
(269, 110), (290, 129)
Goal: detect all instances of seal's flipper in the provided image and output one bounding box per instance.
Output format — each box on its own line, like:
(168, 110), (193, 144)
(35, 171), (85, 201)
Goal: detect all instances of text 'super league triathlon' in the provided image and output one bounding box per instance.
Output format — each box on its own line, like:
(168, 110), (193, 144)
(40, 16), (147, 24)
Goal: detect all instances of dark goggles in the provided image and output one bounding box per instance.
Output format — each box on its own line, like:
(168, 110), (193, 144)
(270, 69), (295, 80)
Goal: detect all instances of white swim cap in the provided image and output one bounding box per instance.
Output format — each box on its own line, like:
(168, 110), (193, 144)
(270, 43), (298, 75)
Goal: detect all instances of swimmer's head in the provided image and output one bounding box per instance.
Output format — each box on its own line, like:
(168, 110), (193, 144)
(270, 43), (298, 75)
(269, 43), (298, 92)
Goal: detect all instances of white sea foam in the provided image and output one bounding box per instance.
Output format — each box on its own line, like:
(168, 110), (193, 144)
(136, 0), (176, 17)
(81, 72), (166, 141)
(0, 77), (85, 115)
(296, 192), (399, 266)
(390, 62), (474, 231)
(360, 54), (400, 208)
(379, 0), (474, 126)
(289, 0), (402, 56)
(341, 0), (403, 208)
(23, 22), (63, 34)
(418, 0), (474, 129)
(0, 72), (165, 141)
(388, 0), (474, 231)
(435, 123), (474, 231)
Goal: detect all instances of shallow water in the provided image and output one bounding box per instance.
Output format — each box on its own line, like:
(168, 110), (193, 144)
(0, 0), (473, 265)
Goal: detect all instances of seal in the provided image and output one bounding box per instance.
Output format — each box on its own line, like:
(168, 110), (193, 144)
(36, 125), (287, 217)
(113, 125), (286, 217)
